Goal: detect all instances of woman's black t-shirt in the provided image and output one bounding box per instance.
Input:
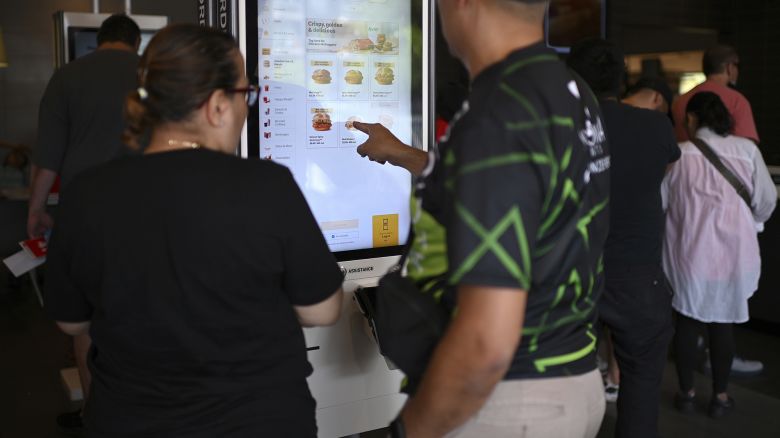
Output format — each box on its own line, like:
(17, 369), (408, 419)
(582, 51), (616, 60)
(44, 149), (343, 437)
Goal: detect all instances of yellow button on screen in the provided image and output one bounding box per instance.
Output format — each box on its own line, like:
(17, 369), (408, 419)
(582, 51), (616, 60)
(372, 214), (399, 248)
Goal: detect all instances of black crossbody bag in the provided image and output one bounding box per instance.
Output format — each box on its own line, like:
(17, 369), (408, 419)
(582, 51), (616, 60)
(690, 137), (753, 211)
(353, 227), (449, 395)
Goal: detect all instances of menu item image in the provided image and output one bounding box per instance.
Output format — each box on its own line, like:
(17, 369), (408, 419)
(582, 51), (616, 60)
(344, 69), (364, 85)
(312, 112), (333, 131)
(348, 38), (375, 52)
(375, 66), (395, 85)
(378, 114), (394, 129)
(345, 116), (362, 130)
(373, 34), (394, 52)
(312, 69), (332, 84)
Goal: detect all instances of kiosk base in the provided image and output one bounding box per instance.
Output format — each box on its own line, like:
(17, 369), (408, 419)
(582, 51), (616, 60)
(306, 257), (407, 437)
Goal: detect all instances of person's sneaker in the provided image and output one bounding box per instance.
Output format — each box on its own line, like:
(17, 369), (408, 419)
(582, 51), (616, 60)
(704, 355), (764, 376)
(674, 391), (696, 414)
(731, 357), (764, 375)
(604, 381), (619, 403)
(56, 409), (84, 436)
(708, 396), (735, 418)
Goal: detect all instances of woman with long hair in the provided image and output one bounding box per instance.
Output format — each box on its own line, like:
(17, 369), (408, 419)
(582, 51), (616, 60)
(663, 91), (775, 418)
(44, 24), (343, 437)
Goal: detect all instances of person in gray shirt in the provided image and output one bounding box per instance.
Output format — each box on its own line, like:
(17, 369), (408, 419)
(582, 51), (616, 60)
(27, 13), (141, 434)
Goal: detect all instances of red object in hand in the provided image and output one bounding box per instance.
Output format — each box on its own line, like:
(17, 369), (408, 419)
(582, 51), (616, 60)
(51, 176), (61, 194)
(435, 117), (449, 142)
(20, 237), (48, 258)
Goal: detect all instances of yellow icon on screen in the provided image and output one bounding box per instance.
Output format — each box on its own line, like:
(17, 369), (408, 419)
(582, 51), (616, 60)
(372, 214), (399, 247)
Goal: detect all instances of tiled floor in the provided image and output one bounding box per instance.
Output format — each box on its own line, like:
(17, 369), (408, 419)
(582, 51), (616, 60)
(3, 274), (780, 438)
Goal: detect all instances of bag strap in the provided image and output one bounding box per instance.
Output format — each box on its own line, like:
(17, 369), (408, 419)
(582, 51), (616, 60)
(690, 137), (753, 210)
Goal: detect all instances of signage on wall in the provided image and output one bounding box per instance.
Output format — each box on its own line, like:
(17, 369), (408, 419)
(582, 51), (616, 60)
(197, 0), (211, 27)
(214, 0), (236, 35)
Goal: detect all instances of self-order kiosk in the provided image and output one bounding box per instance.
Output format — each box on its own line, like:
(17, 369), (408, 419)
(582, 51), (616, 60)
(227, 1), (433, 436)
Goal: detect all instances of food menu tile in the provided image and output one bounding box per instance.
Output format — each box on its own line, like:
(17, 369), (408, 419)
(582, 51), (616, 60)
(258, 3), (408, 162)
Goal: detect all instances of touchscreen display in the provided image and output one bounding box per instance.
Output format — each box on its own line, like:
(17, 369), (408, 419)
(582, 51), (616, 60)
(256, 0), (419, 253)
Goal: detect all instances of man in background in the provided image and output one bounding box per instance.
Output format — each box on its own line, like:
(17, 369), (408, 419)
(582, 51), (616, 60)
(28, 13), (141, 434)
(672, 45), (759, 144)
(568, 38), (680, 438)
(624, 76), (674, 115)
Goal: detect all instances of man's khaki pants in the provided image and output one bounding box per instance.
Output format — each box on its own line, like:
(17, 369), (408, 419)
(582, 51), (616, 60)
(447, 369), (605, 438)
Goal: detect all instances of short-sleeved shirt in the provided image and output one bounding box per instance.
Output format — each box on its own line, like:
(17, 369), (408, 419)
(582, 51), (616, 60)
(44, 149), (343, 437)
(672, 80), (759, 144)
(408, 43), (611, 379)
(34, 49), (139, 192)
(600, 101), (681, 271)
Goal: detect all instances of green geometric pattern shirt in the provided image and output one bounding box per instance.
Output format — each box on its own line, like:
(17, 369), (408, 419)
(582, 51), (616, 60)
(407, 43), (611, 378)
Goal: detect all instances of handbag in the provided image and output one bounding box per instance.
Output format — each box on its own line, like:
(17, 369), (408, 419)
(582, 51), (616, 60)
(353, 230), (449, 394)
(690, 137), (753, 211)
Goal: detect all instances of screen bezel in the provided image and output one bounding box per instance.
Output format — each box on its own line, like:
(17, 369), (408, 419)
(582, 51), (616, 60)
(66, 27), (157, 62)
(544, 0), (607, 53)
(244, 0), (434, 262)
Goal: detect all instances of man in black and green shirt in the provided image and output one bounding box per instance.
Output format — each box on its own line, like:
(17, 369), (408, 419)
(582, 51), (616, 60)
(354, 0), (610, 436)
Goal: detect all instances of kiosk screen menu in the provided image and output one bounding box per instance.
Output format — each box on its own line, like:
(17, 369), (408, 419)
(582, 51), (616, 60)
(255, 0), (422, 255)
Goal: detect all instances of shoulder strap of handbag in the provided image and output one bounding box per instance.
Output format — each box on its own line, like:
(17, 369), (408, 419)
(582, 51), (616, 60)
(690, 137), (753, 210)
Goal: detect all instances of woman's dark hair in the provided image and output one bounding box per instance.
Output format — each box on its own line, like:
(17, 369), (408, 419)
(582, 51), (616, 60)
(124, 24), (240, 149)
(685, 92), (734, 137)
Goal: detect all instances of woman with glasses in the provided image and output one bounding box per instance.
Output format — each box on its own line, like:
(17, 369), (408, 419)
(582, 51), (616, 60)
(43, 24), (343, 437)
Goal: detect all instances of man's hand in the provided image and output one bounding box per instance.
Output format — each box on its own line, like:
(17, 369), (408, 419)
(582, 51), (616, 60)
(28, 210), (54, 239)
(27, 165), (58, 238)
(354, 121), (406, 164)
(353, 121), (429, 176)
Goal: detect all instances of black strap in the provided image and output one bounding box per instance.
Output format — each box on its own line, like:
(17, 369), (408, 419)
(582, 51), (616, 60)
(690, 137), (753, 210)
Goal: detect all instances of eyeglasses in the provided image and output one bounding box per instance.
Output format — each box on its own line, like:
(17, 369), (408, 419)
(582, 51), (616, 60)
(227, 84), (260, 106)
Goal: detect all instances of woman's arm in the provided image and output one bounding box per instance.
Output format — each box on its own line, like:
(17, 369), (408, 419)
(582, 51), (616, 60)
(294, 288), (343, 327)
(750, 147), (777, 224)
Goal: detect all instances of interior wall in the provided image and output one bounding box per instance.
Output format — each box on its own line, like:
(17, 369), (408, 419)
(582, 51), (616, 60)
(0, 0), (196, 150)
(609, 0), (732, 54)
(731, 0), (780, 164)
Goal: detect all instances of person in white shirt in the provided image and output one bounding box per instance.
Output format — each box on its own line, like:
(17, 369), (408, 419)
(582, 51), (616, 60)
(662, 91), (776, 418)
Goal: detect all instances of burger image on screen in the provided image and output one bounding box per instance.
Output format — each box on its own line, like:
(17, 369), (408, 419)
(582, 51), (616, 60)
(311, 69), (332, 84)
(348, 38), (374, 51)
(312, 113), (332, 131)
(375, 67), (394, 85)
(345, 116), (362, 131)
(344, 69), (364, 85)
